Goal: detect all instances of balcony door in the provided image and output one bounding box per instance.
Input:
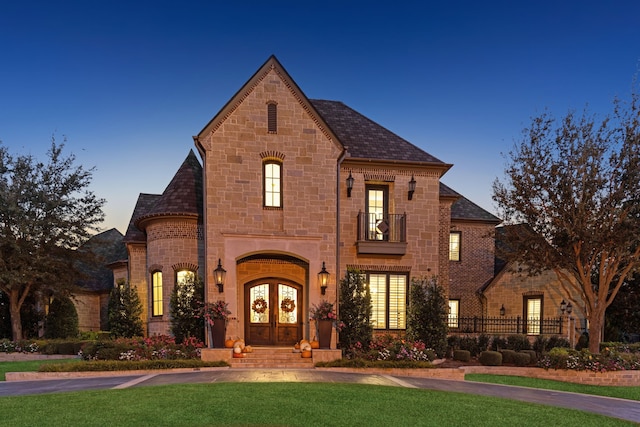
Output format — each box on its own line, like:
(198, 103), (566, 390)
(245, 280), (302, 346)
(366, 185), (389, 241)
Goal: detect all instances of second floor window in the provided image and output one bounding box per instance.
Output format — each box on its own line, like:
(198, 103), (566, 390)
(264, 161), (282, 208)
(366, 185), (388, 240)
(449, 232), (461, 261)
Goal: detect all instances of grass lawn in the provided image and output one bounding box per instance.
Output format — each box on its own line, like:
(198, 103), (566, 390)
(466, 374), (640, 401)
(0, 382), (635, 426)
(0, 359), (77, 381)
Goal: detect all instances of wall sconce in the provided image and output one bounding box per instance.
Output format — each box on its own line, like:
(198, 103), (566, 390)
(499, 304), (506, 316)
(213, 258), (226, 293)
(318, 261), (329, 295)
(560, 300), (573, 315)
(346, 172), (354, 198)
(408, 175), (416, 200)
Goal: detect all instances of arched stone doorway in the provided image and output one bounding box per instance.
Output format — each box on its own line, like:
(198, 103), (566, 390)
(244, 279), (302, 345)
(237, 253), (308, 346)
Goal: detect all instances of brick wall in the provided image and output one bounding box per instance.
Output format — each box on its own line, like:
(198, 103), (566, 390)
(449, 222), (496, 317)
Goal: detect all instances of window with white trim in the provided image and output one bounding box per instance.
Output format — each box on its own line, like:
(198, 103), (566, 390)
(449, 231), (461, 261)
(152, 271), (163, 316)
(448, 299), (460, 328)
(524, 295), (543, 335)
(368, 272), (407, 330)
(264, 161), (282, 208)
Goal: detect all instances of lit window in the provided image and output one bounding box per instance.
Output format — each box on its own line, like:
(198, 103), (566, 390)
(449, 232), (461, 261)
(366, 186), (388, 241)
(176, 270), (195, 296)
(448, 299), (459, 328)
(525, 296), (542, 335)
(267, 103), (277, 133)
(368, 273), (407, 329)
(152, 271), (163, 316)
(264, 161), (282, 207)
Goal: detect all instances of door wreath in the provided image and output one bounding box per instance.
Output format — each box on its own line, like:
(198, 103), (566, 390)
(251, 297), (268, 314)
(280, 297), (296, 313)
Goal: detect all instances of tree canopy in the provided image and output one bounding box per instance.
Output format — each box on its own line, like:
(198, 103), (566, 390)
(0, 138), (105, 339)
(493, 88), (640, 353)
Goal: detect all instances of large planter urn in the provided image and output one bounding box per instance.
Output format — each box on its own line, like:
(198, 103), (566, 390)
(318, 319), (332, 349)
(210, 320), (226, 348)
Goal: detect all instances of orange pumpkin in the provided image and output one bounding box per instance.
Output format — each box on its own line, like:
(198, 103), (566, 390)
(224, 338), (235, 348)
(301, 350), (312, 358)
(232, 352), (244, 358)
(310, 340), (320, 349)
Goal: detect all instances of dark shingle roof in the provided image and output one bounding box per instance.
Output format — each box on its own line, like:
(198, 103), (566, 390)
(443, 181), (501, 224)
(143, 150), (203, 219)
(76, 228), (126, 292)
(310, 99), (445, 164)
(123, 193), (161, 242)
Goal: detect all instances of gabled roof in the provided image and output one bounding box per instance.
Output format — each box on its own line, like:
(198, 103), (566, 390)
(195, 55), (450, 171)
(442, 182), (501, 224)
(76, 228), (126, 292)
(310, 99), (446, 165)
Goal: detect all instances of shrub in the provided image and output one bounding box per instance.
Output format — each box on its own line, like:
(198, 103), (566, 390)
(338, 269), (373, 354)
(520, 349), (537, 365)
(506, 335), (531, 351)
(513, 352), (531, 366)
(170, 275), (205, 343)
(406, 276), (448, 357)
(39, 359), (228, 372)
(546, 336), (571, 350)
(350, 335), (435, 362)
(479, 351), (502, 366)
(500, 349), (517, 364)
(80, 335), (204, 361)
(453, 350), (471, 362)
(538, 347), (640, 372)
(108, 280), (144, 338)
(44, 297), (79, 339)
(477, 334), (491, 353)
(491, 336), (507, 351)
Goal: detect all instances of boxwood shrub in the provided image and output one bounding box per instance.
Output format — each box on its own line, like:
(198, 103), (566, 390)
(453, 350), (471, 362)
(499, 349), (517, 364)
(479, 351), (502, 366)
(513, 352), (530, 366)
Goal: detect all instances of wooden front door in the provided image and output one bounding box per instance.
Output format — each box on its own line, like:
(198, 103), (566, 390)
(245, 280), (302, 346)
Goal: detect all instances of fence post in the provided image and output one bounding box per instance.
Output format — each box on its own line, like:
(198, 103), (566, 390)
(517, 316), (521, 334)
(473, 316), (478, 333)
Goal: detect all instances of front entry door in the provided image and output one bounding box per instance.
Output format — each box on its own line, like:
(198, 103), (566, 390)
(245, 280), (302, 346)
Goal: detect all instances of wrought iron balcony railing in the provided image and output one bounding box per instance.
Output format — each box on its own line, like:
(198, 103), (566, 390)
(356, 211), (407, 255)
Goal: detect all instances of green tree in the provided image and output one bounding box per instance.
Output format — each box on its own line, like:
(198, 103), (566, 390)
(44, 296), (79, 339)
(0, 139), (105, 340)
(406, 276), (448, 357)
(493, 88), (640, 353)
(338, 268), (372, 353)
(108, 280), (144, 338)
(604, 274), (640, 342)
(170, 275), (205, 343)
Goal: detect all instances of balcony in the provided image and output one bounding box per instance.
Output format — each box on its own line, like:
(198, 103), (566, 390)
(356, 211), (407, 255)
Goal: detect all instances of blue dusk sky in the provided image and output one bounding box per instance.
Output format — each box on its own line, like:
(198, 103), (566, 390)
(1, 1), (639, 233)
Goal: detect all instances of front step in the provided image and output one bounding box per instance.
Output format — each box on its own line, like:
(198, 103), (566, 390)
(228, 346), (315, 369)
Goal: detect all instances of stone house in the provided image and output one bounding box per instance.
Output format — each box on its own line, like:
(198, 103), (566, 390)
(112, 56), (576, 346)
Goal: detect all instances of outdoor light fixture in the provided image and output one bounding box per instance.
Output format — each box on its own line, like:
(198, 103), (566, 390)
(346, 172), (354, 198)
(566, 302), (573, 315)
(318, 261), (329, 295)
(214, 259), (226, 293)
(560, 299), (567, 314)
(499, 304), (506, 316)
(408, 175), (416, 200)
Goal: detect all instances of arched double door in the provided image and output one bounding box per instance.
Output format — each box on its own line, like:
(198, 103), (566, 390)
(245, 279), (302, 346)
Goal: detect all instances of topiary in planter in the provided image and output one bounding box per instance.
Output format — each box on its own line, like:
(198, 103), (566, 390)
(479, 351), (502, 366)
(500, 349), (517, 364)
(453, 349), (471, 362)
(520, 350), (537, 365)
(513, 352), (530, 366)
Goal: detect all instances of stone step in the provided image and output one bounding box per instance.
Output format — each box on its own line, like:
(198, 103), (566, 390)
(228, 346), (315, 368)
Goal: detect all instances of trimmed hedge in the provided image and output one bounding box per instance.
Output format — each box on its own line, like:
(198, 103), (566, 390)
(520, 350), (537, 365)
(453, 350), (471, 362)
(513, 352), (531, 366)
(479, 351), (502, 366)
(499, 349), (517, 364)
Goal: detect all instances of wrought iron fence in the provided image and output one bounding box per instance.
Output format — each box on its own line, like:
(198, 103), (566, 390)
(448, 316), (563, 335)
(357, 211), (406, 242)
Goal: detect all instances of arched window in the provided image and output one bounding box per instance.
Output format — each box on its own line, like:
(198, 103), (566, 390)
(152, 271), (163, 316)
(264, 161), (282, 208)
(267, 102), (277, 133)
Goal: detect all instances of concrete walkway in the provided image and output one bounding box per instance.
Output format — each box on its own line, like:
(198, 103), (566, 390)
(1, 368), (638, 423)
